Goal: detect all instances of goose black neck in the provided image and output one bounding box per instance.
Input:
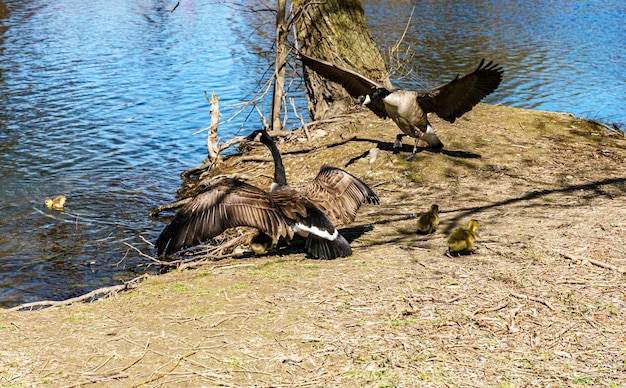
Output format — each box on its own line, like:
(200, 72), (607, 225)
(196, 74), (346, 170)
(260, 131), (288, 189)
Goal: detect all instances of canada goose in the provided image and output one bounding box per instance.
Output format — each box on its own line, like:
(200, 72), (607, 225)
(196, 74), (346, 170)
(447, 219), (479, 254)
(45, 195), (66, 211)
(244, 129), (379, 226)
(416, 204), (439, 234)
(299, 53), (504, 160)
(155, 176), (351, 260)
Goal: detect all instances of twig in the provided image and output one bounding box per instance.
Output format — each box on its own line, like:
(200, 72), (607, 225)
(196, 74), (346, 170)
(169, 1), (180, 13)
(91, 354), (115, 373)
(121, 338), (151, 372)
(290, 97), (310, 141)
(8, 275), (149, 311)
(149, 198), (192, 217)
(510, 292), (555, 311)
(130, 351), (197, 388)
(560, 252), (626, 274)
(472, 298), (510, 316)
(124, 242), (159, 263)
(66, 372), (129, 388)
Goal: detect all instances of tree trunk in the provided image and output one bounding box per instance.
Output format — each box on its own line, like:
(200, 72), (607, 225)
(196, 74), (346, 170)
(293, 0), (392, 121)
(270, 0), (288, 132)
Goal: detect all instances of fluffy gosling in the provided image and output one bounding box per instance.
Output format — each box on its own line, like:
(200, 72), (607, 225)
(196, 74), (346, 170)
(447, 219), (479, 254)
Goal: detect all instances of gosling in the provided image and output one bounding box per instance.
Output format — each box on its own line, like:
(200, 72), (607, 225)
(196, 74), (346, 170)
(447, 219), (479, 254)
(416, 204), (439, 234)
(45, 195), (66, 211)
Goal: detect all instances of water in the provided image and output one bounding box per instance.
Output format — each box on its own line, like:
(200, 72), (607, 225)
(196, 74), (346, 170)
(0, 0), (277, 307)
(365, 0), (626, 125)
(0, 0), (624, 308)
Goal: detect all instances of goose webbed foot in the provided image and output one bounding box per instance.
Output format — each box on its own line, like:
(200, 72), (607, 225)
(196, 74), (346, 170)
(402, 139), (420, 161)
(402, 151), (417, 161)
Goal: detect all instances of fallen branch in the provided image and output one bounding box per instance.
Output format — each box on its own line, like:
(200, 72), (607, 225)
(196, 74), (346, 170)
(560, 252), (626, 274)
(149, 198), (192, 217)
(8, 275), (149, 311)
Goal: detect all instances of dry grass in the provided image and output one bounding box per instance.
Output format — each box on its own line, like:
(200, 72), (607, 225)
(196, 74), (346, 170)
(1, 104), (625, 387)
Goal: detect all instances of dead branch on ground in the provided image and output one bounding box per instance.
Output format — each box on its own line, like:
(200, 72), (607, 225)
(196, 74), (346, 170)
(560, 252), (626, 274)
(8, 275), (149, 311)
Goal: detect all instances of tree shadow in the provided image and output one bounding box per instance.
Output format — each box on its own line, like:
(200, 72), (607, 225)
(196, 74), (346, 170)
(437, 176), (626, 234)
(281, 136), (481, 165)
(343, 137), (481, 167)
(345, 176), (626, 251)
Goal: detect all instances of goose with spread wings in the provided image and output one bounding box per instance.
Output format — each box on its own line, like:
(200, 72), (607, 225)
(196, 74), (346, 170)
(299, 53), (504, 160)
(245, 129), (379, 226)
(155, 130), (379, 260)
(155, 177), (352, 260)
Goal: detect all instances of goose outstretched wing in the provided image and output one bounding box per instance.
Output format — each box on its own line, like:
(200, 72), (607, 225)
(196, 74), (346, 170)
(302, 165), (379, 225)
(156, 178), (299, 256)
(417, 59), (504, 123)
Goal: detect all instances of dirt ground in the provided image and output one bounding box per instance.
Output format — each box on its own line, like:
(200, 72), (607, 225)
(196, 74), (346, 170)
(1, 104), (625, 387)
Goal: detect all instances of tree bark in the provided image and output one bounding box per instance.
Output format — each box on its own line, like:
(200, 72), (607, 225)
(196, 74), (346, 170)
(270, 0), (288, 132)
(293, 0), (392, 121)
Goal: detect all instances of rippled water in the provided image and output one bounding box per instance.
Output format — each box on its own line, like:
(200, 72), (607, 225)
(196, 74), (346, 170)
(1, 0), (624, 307)
(0, 0), (275, 307)
(365, 0), (626, 125)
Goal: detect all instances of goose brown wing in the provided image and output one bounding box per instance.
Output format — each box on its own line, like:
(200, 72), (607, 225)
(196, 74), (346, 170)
(302, 165), (379, 225)
(299, 52), (382, 100)
(417, 59), (504, 123)
(155, 178), (295, 256)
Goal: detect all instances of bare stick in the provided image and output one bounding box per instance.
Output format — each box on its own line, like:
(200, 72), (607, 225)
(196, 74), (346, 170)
(510, 293), (555, 311)
(129, 351), (197, 388)
(169, 1), (180, 13)
(472, 298), (510, 316)
(121, 338), (151, 372)
(290, 97), (310, 141)
(149, 198), (192, 217)
(206, 91), (221, 161)
(560, 252), (626, 274)
(8, 275), (149, 311)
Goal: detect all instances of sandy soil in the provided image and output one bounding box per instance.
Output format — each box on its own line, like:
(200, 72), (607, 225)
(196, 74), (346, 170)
(1, 104), (625, 387)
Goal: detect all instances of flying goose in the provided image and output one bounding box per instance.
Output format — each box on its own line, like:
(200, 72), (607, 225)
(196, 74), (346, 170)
(299, 53), (504, 160)
(447, 219), (479, 254)
(244, 129), (379, 226)
(155, 176), (352, 260)
(416, 204), (439, 234)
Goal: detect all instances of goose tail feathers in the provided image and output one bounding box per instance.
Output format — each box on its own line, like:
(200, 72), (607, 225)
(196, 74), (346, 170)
(305, 233), (352, 260)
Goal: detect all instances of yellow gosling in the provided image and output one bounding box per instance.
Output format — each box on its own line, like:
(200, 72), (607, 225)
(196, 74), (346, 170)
(250, 232), (273, 255)
(417, 204), (439, 234)
(447, 219), (479, 253)
(45, 195), (66, 211)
